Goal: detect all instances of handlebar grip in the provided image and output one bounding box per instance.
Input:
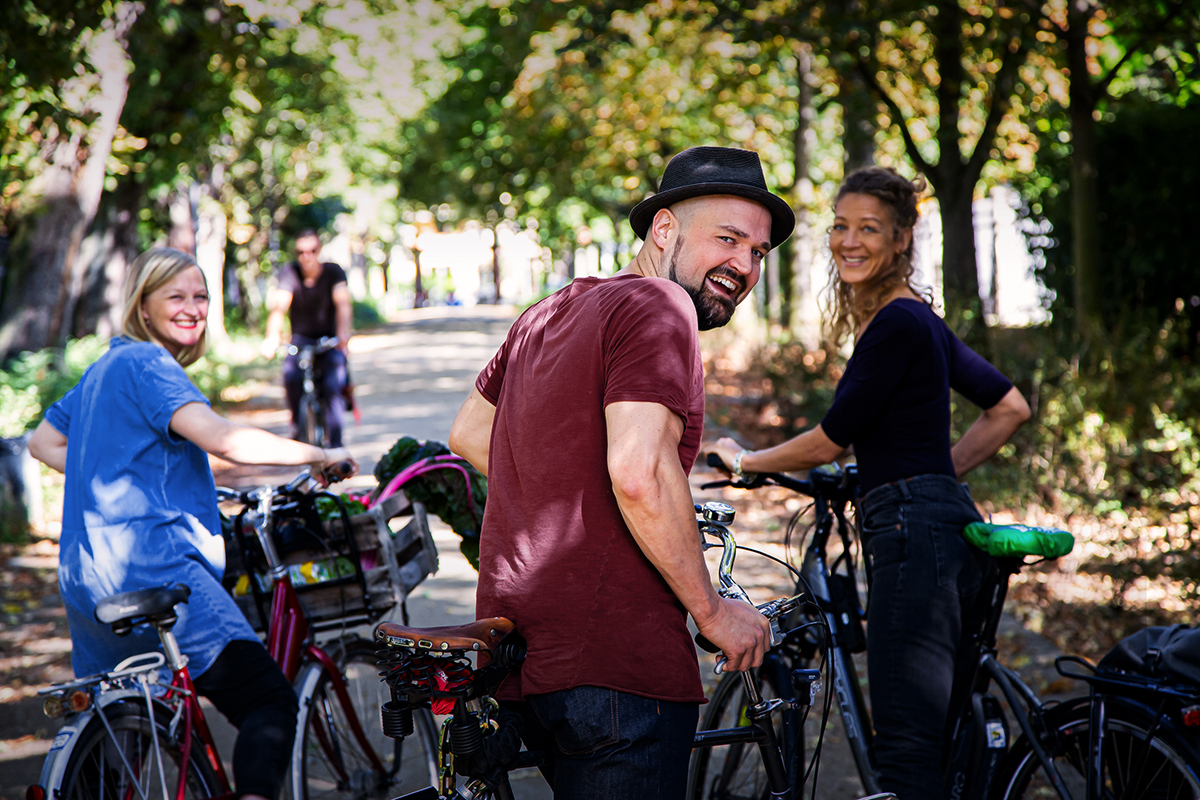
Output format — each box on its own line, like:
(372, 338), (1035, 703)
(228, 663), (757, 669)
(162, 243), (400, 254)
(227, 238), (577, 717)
(707, 453), (729, 470)
(694, 632), (720, 654)
(322, 460), (355, 482)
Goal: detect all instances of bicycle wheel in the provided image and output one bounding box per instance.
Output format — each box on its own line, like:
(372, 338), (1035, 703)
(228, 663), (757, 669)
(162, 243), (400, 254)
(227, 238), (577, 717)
(994, 696), (1200, 800)
(54, 700), (220, 800)
(297, 395), (321, 446)
(688, 655), (804, 800)
(294, 637), (438, 800)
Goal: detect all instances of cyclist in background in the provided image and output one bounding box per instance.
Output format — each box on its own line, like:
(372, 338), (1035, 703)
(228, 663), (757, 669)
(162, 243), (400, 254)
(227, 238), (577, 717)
(29, 247), (355, 800)
(261, 229), (353, 447)
(708, 167), (1031, 800)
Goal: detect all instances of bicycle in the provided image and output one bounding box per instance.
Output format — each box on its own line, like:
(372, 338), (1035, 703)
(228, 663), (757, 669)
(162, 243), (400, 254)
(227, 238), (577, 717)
(31, 467), (440, 800)
(369, 498), (895, 800)
(286, 336), (342, 448)
(693, 458), (1200, 800)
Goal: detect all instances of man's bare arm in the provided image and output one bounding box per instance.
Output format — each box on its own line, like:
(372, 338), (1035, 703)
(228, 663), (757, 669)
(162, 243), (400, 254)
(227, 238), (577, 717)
(606, 401), (769, 671)
(332, 281), (353, 352)
(449, 387), (495, 476)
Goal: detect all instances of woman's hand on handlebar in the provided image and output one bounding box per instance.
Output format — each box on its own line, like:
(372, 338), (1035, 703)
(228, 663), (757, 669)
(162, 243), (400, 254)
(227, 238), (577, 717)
(312, 447), (357, 485)
(696, 596), (771, 672)
(704, 437), (748, 475)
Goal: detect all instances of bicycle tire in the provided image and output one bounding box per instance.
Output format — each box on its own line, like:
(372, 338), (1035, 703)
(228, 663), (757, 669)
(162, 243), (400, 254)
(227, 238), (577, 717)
(688, 654), (804, 800)
(297, 395), (322, 447)
(294, 637), (438, 800)
(50, 699), (220, 800)
(993, 695), (1200, 800)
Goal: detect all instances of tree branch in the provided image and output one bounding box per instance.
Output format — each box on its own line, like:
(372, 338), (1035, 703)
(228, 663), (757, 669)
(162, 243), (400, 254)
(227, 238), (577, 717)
(854, 56), (933, 177)
(965, 34), (1030, 184)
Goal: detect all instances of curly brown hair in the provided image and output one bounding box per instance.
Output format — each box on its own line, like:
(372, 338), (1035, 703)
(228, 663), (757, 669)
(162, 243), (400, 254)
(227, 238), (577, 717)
(824, 166), (929, 346)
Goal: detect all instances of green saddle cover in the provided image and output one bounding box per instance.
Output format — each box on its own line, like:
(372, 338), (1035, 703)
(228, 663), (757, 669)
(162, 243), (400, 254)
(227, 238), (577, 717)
(963, 522), (1074, 559)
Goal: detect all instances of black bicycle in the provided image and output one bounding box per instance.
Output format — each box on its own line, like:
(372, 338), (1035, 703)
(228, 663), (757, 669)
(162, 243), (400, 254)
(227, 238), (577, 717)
(370, 499), (893, 800)
(286, 335), (341, 448)
(695, 459), (1200, 800)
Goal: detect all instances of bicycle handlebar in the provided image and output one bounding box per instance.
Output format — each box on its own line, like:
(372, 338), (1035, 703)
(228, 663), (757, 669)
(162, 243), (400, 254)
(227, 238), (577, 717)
(216, 462), (354, 507)
(703, 453), (857, 502)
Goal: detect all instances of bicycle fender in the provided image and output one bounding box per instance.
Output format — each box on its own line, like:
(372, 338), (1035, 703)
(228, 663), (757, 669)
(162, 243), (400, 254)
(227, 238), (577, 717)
(291, 659), (326, 793)
(37, 688), (148, 794)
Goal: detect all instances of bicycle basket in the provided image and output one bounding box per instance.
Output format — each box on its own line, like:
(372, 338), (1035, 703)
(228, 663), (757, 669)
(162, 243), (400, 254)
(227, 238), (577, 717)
(223, 491), (439, 632)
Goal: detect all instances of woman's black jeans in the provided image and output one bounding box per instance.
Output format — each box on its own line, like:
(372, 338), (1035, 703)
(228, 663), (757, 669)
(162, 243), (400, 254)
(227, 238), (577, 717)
(193, 639), (299, 800)
(860, 474), (994, 800)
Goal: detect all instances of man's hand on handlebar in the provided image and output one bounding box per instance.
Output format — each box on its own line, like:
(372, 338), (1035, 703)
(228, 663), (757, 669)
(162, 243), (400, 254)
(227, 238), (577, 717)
(696, 596), (771, 673)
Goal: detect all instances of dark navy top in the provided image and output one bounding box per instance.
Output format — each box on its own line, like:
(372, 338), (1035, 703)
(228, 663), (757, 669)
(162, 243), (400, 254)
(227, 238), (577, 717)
(820, 299), (1013, 493)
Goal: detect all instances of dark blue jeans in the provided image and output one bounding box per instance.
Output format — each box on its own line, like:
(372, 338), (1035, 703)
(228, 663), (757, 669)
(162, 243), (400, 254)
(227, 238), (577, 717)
(283, 337), (347, 447)
(860, 474), (995, 800)
(510, 686), (698, 800)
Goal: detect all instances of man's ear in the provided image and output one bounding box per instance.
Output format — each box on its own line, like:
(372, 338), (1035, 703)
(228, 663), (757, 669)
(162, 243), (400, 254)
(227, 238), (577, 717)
(650, 207), (678, 249)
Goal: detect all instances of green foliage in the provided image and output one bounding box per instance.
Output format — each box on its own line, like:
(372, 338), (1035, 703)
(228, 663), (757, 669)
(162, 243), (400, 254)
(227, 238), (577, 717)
(967, 319), (1200, 603)
(0, 336), (262, 437)
(0, 336), (107, 437)
(1016, 98), (1200, 337)
(314, 494), (369, 521)
(374, 436), (487, 570)
(352, 299), (386, 330)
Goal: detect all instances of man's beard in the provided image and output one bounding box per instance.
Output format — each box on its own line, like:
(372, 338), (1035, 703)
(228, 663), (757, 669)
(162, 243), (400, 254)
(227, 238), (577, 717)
(666, 235), (738, 331)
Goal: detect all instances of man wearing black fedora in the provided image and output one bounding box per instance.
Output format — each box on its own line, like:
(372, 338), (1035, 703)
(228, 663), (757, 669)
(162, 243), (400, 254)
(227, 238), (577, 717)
(449, 146), (794, 798)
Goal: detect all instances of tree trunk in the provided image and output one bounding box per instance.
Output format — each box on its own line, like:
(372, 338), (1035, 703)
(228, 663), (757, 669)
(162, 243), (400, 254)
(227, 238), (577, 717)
(929, 1), (985, 347)
(71, 178), (141, 339)
(1067, 1), (1101, 337)
(839, 70), (877, 174)
(0, 4), (137, 360)
(789, 42), (821, 346)
(196, 192), (229, 347)
(937, 186), (986, 346)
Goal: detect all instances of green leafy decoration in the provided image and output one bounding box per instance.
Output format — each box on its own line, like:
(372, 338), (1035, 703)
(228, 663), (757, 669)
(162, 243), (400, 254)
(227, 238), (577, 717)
(375, 436), (486, 570)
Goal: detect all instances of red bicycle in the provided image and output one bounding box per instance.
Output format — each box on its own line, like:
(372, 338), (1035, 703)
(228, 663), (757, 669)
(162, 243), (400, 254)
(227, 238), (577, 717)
(30, 469), (440, 800)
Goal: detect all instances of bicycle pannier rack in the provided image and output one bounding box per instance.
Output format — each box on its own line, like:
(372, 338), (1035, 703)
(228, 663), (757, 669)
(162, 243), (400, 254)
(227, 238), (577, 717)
(224, 490), (439, 632)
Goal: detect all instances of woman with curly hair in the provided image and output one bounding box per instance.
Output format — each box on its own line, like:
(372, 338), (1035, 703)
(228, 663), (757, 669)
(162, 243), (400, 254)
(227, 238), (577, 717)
(708, 167), (1031, 799)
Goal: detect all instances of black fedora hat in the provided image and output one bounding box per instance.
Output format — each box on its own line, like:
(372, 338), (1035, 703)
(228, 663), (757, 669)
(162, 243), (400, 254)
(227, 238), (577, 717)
(629, 146), (795, 249)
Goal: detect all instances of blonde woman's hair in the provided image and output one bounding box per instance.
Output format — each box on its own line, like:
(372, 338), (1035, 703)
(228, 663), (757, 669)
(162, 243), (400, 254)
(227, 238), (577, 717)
(121, 248), (208, 367)
(824, 167), (929, 347)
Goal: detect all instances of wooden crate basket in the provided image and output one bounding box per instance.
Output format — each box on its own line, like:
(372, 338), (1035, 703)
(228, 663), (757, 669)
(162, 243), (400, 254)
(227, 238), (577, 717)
(224, 490), (439, 632)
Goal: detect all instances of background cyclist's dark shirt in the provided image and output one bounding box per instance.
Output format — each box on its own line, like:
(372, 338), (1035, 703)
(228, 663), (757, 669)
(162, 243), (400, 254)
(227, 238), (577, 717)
(278, 261), (347, 339)
(820, 298), (1012, 493)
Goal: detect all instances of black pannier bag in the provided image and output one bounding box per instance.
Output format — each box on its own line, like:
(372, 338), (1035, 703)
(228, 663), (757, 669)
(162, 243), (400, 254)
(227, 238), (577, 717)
(1097, 625), (1200, 687)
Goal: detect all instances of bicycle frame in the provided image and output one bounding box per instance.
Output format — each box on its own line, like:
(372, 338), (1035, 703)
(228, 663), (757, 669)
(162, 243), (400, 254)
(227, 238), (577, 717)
(243, 483), (389, 777)
(796, 500), (884, 796)
(798, 492), (1081, 800)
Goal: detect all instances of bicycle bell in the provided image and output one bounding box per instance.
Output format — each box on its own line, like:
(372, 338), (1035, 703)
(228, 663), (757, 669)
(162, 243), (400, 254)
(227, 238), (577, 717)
(701, 501), (735, 524)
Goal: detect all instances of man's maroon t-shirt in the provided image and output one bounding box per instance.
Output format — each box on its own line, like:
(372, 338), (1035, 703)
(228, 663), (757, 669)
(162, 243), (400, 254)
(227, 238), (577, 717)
(475, 273), (706, 703)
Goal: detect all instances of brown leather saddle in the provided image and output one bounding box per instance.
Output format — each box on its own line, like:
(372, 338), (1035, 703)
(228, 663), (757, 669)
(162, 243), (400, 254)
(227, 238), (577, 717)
(375, 617), (515, 654)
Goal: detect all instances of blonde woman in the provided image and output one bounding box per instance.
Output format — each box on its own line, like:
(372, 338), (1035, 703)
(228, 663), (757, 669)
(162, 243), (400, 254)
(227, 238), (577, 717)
(29, 247), (355, 800)
(708, 168), (1030, 800)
